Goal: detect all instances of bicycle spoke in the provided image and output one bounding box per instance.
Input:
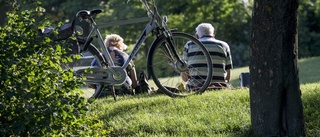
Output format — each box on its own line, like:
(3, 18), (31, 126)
(148, 32), (212, 97)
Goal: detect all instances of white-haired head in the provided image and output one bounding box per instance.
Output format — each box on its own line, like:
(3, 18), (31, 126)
(195, 23), (214, 38)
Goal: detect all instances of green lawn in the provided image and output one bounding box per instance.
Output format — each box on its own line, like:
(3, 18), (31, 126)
(230, 56), (320, 87)
(298, 57), (320, 84)
(86, 56), (320, 136)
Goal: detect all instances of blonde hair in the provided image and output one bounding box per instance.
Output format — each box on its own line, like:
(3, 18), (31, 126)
(195, 23), (214, 38)
(104, 34), (128, 50)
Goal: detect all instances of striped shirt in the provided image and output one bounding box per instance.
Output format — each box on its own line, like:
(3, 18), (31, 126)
(183, 35), (233, 88)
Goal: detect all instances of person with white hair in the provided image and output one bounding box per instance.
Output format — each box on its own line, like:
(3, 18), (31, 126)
(181, 23), (233, 90)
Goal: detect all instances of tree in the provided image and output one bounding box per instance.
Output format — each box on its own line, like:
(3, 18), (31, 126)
(42, 0), (101, 21)
(249, 0), (306, 136)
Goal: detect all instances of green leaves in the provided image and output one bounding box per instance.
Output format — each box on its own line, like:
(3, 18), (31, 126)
(298, 0), (320, 58)
(0, 0), (105, 136)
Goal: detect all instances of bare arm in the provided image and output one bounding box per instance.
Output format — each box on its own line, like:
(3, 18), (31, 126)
(181, 71), (189, 82)
(130, 66), (138, 89)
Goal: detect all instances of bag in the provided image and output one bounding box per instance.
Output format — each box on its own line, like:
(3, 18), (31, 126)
(135, 70), (152, 94)
(239, 72), (250, 88)
(55, 20), (75, 41)
(39, 20), (75, 41)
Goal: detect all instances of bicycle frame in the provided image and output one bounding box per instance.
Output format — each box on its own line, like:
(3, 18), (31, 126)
(76, 0), (186, 87)
(87, 16), (159, 71)
(123, 18), (159, 70)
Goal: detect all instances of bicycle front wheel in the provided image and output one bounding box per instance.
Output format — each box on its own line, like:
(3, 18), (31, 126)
(147, 32), (212, 97)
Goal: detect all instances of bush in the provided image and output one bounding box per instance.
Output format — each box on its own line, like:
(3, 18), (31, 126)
(0, 1), (109, 136)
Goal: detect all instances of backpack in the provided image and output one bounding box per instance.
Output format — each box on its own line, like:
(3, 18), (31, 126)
(135, 70), (152, 94)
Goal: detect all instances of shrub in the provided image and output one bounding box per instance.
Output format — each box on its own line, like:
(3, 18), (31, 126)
(0, 1), (109, 136)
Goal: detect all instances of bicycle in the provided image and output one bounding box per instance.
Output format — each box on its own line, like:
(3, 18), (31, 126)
(42, 0), (213, 100)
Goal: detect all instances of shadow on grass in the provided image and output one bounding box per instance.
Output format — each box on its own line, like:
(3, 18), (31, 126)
(298, 57), (320, 84)
(94, 93), (255, 136)
(97, 94), (173, 121)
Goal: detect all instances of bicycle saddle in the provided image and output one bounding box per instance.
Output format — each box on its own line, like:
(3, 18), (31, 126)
(76, 9), (102, 21)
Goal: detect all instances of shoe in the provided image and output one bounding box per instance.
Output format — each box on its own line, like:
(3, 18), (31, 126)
(176, 83), (185, 91)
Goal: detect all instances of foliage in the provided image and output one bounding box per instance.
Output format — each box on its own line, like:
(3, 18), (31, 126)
(42, 0), (103, 39)
(0, 1), (108, 136)
(42, 0), (101, 22)
(0, 1), (12, 26)
(298, 0), (320, 58)
(1, 0), (320, 67)
(28, 0), (320, 67)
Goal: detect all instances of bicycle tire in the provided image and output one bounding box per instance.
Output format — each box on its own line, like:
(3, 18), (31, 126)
(147, 32), (213, 97)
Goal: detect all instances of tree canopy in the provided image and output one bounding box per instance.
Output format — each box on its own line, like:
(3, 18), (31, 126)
(1, 0), (319, 69)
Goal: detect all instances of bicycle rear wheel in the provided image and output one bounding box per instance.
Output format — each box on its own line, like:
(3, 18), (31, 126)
(147, 32), (212, 97)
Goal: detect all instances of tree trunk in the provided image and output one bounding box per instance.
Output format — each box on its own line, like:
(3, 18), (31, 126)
(250, 0), (306, 136)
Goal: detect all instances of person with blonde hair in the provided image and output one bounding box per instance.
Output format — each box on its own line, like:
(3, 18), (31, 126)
(104, 34), (128, 51)
(90, 34), (137, 95)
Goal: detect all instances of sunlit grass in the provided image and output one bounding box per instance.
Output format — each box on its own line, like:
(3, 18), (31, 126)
(230, 56), (320, 87)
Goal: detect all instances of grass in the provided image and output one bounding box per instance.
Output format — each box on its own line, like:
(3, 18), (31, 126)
(301, 83), (320, 136)
(229, 66), (249, 88)
(86, 56), (320, 136)
(298, 57), (320, 84)
(230, 56), (320, 87)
